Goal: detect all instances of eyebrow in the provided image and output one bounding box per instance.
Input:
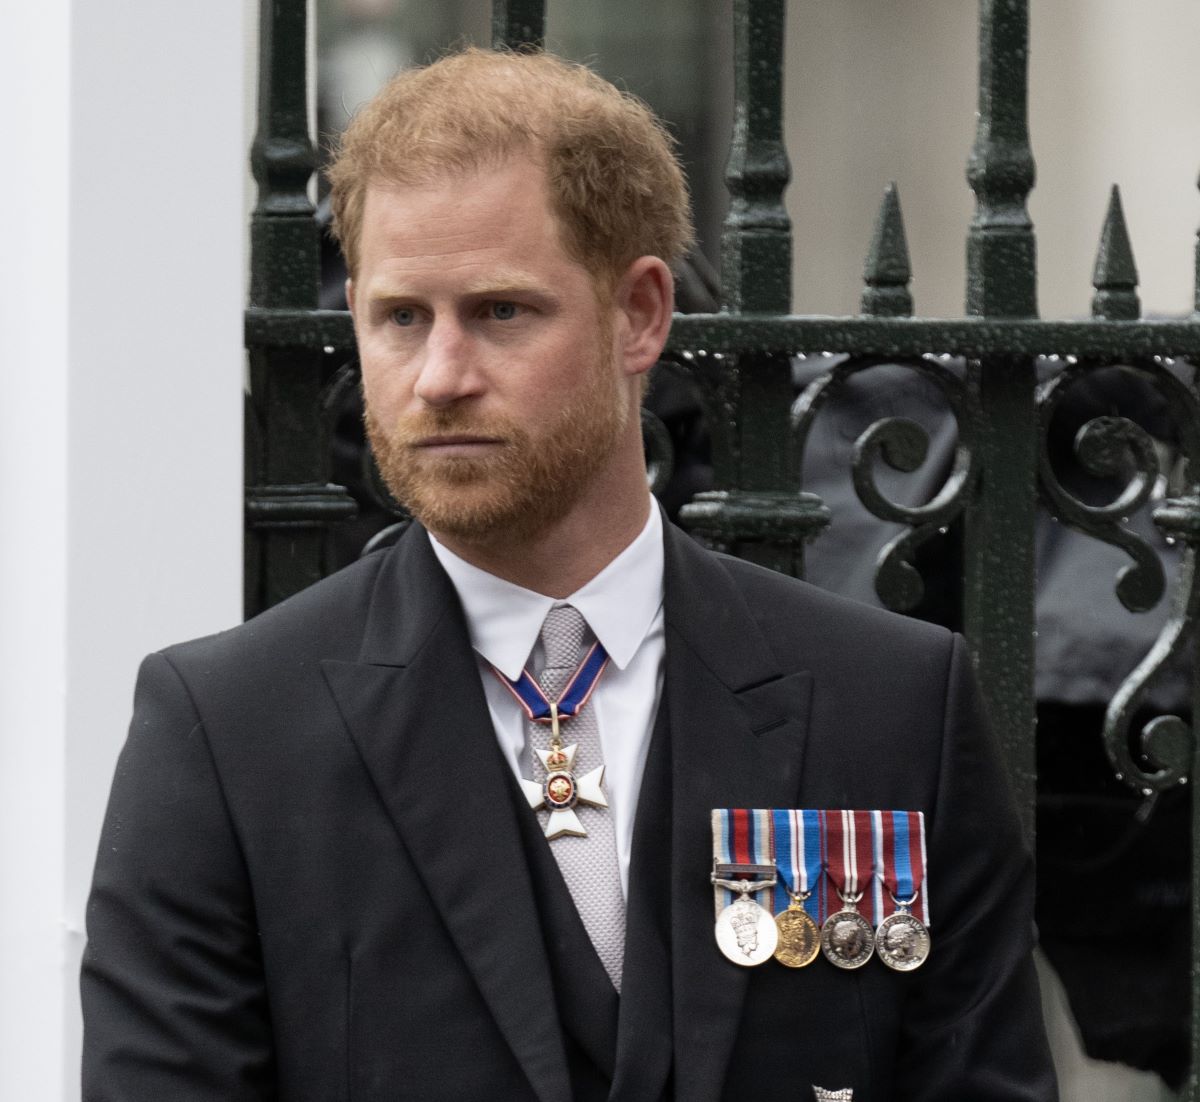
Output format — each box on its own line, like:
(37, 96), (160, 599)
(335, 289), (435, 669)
(459, 270), (552, 298)
(365, 271), (557, 303)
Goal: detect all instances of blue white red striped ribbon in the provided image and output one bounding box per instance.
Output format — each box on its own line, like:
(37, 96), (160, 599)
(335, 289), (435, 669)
(771, 809), (823, 920)
(711, 807), (774, 911)
(711, 808), (930, 926)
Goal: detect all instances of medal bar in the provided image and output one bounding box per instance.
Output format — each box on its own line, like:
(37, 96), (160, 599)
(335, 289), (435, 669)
(711, 807), (932, 973)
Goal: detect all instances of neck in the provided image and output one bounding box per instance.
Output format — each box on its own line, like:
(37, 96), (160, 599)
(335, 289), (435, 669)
(430, 468), (652, 598)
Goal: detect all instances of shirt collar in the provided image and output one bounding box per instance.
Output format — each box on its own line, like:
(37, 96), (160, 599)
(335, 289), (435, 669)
(428, 501), (664, 680)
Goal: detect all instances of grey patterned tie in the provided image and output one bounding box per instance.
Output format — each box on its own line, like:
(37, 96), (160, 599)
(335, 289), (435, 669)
(529, 603), (626, 991)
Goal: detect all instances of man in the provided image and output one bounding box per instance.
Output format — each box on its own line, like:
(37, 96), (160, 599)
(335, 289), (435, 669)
(81, 49), (1056, 1101)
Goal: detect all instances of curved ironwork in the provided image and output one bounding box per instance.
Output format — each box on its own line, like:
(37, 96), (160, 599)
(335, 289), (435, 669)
(1102, 492), (1200, 799)
(1035, 361), (1181, 613)
(1036, 359), (1200, 800)
(792, 354), (979, 612)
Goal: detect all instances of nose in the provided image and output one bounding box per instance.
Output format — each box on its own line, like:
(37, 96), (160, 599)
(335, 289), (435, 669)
(412, 318), (481, 408)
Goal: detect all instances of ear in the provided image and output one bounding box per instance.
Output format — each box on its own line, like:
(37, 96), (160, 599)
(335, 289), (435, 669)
(345, 277), (357, 316)
(612, 256), (675, 379)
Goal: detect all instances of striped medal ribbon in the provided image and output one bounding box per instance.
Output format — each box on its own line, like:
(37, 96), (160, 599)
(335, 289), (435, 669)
(819, 810), (877, 970)
(873, 810), (931, 971)
(492, 642), (611, 840)
(710, 809), (778, 967)
(770, 809), (822, 967)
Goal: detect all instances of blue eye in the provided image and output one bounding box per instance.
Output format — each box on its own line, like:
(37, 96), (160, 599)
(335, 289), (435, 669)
(490, 302), (518, 321)
(392, 307), (416, 327)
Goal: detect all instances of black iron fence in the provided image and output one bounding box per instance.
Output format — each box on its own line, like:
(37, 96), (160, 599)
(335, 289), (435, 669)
(245, 0), (1200, 1093)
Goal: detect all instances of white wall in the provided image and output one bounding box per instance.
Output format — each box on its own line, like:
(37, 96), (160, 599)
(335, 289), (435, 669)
(783, 0), (1200, 320)
(0, 0), (246, 1096)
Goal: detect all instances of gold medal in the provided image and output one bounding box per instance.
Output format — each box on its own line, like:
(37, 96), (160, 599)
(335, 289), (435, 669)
(773, 902), (820, 968)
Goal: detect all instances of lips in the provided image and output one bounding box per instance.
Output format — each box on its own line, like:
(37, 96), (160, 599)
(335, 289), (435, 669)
(415, 435), (501, 447)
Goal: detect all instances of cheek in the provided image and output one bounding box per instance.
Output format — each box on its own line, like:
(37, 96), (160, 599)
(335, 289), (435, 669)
(359, 355), (409, 413)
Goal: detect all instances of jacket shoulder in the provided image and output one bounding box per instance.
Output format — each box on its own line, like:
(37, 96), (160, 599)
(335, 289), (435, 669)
(162, 547), (390, 675)
(710, 546), (952, 656)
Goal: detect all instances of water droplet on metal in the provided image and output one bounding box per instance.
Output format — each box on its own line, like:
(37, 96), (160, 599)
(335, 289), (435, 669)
(937, 526), (949, 535)
(1114, 772), (1125, 782)
(323, 344), (335, 354)
(1141, 787), (1153, 797)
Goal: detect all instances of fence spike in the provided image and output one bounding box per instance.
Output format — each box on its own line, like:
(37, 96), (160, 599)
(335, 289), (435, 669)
(861, 183), (913, 317)
(1091, 185), (1140, 321)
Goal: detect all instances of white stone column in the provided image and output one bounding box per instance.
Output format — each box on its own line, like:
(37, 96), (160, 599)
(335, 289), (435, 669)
(0, 0), (246, 1095)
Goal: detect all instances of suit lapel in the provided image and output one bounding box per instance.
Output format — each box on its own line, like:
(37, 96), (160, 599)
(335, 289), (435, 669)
(661, 525), (814, 1102)
(321, 528), (571, 1102)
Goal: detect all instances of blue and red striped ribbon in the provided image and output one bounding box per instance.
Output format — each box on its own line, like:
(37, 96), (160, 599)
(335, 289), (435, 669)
(712, 808), (929, 927)
(491, 641), (609, 723)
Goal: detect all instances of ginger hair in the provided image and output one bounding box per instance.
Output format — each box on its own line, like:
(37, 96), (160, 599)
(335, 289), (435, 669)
(327, 47), (694, 290)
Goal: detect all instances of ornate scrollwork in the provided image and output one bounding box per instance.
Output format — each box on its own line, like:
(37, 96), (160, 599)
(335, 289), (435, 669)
(791, 355), (979, 612)
(1036, 359), (1200, 797)
(1035, 361), (1185, 613)
(1103, 493), (1200, 798)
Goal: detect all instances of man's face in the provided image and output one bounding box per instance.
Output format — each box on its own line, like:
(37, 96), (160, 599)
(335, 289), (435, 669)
(349, 157), (634, 547)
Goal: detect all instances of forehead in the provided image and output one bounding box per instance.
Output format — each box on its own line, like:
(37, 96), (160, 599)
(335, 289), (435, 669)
(355, 157), (584, 288)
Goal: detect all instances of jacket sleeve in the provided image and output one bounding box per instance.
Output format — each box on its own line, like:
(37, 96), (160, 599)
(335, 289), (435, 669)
(894, 634), (1059, 1101)
(81, 652), (276, 1101)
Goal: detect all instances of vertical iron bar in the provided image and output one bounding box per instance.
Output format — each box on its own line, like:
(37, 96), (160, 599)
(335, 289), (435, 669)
(491, 1), (545, 49)
(1193, 654), (1200, 1102)
(722, 0), (791, 316)
(962, 0), (1039, 842)
(247, 0), (327, 615)
(683, 0), (828, 575)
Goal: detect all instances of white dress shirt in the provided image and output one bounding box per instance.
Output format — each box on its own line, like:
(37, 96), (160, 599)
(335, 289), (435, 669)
(429, 503), (666, 899)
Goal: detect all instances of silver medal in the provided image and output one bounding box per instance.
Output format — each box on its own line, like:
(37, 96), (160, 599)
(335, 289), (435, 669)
(711, 868), (778, 967)
(821, 907), (875, 970)
(715, 894), (779, 966)
(875, 910), (931, 972)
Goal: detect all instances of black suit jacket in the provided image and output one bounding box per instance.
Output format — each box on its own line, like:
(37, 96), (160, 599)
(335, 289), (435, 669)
(82, 520), (1056, 1101)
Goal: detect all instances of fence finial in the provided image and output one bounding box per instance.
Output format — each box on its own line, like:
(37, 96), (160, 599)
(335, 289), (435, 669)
(861, 183), (913, 317)
(1091, 185), (1140, 321)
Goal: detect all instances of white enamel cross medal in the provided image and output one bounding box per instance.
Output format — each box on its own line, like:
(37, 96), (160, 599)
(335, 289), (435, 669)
(519, 702), (609, 840)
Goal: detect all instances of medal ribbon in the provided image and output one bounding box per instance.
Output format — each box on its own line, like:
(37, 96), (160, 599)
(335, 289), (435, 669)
(822, 810), (878, 924)
(878, 810), (929, 925)
(771, 809), (823, 919)
(712, 808), (775, 910)
(492, 640), (610, 723)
